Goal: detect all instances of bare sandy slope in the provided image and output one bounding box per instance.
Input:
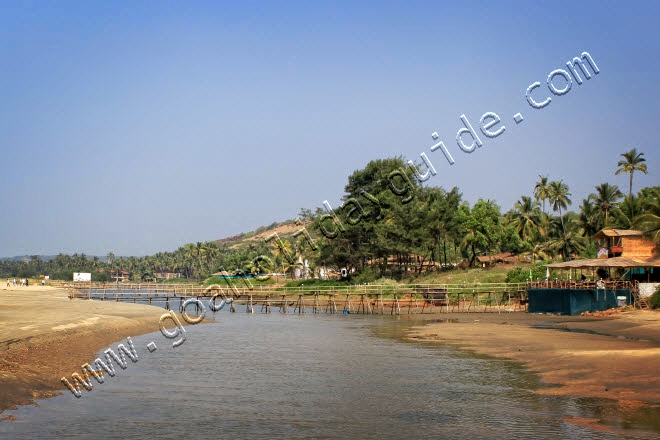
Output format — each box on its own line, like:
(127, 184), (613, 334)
(0, 285), (177, 416)
(407, 310), (660, 403)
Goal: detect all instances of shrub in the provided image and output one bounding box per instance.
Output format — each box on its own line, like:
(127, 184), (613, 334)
(505, 264), (547, 283)
(283, 279), (347, 288)
(650, 286), (660, 310)
(349, 266), (379, 284)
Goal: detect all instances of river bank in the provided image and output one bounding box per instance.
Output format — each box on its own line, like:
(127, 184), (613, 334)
(0, 285), (179, 417)
(406, 310), (660, 404)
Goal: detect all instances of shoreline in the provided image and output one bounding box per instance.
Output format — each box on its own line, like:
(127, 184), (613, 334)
(0, 285), (189, 418)
(405, 310), (660, 404)
(2, 285), (659, 422)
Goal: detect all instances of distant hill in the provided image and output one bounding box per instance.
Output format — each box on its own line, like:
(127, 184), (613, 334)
(215, 219), (311, 248)
(0, 255), (108, 262)
(0, 255), (57, 262)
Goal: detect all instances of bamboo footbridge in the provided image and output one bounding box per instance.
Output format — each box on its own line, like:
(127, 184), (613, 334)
(65, 282), (529, 315)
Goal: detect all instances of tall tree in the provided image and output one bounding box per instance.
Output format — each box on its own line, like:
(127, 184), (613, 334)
(509, 196), (543, 242)
(548, 180), (572, 259)
(534, 175), (550, 213)
(634, 187), (660, 242)
(610, 195), (644, 229)
(577, 198), (599, 241)
(548, 180), (572, 231)
(589, 182), (623, 228)
(615, 148), (648, 198)
(457, 199), (503, 267)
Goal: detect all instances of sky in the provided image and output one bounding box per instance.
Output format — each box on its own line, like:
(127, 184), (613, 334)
(1, 0), (658, 257)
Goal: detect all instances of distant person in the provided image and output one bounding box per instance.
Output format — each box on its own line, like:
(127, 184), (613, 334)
(6, 279), (9, 287)
(13, 278), (16, 286)
(41, 279), (45, 286)
(25, 279), (28, 286)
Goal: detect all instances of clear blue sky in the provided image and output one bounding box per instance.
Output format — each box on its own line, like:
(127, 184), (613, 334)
(1, 1), (658, 257)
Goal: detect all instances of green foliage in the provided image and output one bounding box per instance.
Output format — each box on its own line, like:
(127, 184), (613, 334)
(349, 266), (379, 284)
(92, 271), (111, 282)
(649, 286), (660, 310)
(283, 279), (348, 288)
(203, 275), (276, 287)
(457, 199), (503, 266)
(50, 270), (74, 281)
(505, 264), (547, 283)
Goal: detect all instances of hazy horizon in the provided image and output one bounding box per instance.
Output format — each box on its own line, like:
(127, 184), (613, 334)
(2, 1), (658, 258)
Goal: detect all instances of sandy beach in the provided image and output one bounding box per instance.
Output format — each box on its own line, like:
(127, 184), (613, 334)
(0, 285), (179, 417)
(407, 310), (660, 404)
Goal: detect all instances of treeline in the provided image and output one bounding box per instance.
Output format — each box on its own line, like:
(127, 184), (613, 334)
(2, 151), (657, 283)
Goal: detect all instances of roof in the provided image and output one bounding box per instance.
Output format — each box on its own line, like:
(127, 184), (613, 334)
(547, 256), (660, 269)
(593, 229), (644, 239)
(476, 252), (517, 263)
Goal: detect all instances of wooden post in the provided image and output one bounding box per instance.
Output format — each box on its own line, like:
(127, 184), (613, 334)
(295, 294), (305, 314)
(392, 294), (400, 315)
(343, 294), (353, 314)
(261, 295), (271, 313)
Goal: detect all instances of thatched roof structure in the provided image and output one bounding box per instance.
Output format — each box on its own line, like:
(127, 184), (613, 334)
(547, 256), (660, 270)
(593, 229), (644, 239)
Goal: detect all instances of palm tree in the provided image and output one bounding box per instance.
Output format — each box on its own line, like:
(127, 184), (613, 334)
(615, 148), (648, 198)
(271, 239), (294, 279)
(547, 180), (572, 259)
(534, 175), (550, 213)
(577, 198), (599, 242)
(610, 195), (644, 229)
(547, 212), (587, 260)
(634, 187), (660, 242)
(589, 183), (623, 228)
(548, 180), (572, 231)
(509, 196), (543, 242)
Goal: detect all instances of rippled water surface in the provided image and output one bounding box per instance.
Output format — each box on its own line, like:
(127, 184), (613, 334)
(2, 312), (659, 439)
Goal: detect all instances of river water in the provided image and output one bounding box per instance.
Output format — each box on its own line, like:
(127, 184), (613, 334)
(1, 311), (659, 439)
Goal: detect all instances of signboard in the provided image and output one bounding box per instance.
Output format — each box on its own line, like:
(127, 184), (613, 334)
(73, 272), (92, 282)
(616, 296), (627, 307)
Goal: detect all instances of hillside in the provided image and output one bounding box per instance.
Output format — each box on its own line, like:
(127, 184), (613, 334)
(215, 219), (311, 249)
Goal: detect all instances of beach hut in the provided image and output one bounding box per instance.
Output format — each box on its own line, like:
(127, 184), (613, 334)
(526, 228), (660, 314)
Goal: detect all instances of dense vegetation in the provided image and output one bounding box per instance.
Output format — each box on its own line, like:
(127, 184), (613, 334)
(1, 149), (657, 283)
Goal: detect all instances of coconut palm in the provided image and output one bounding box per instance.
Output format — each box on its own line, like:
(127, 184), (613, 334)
(547, 180), (572, 259)
(546, 212), (587, 260)
(610, 195), (644, 229)
(634, 187), (660, 242)
(534, 175), (550, 213)
(509, 196), (543, 242)
(577, 198), (599, 241)
(615, 148), (648, 198)
(588, 182), (623, 228)
(548, 180), (572, 231)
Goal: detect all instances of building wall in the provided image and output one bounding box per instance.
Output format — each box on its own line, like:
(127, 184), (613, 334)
(621, 236), (657, 258)
(528, 289), (631, 315)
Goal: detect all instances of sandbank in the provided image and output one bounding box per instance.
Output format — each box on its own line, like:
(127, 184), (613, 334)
(0, 285), (180, 416)
(407, 310), (660, 403)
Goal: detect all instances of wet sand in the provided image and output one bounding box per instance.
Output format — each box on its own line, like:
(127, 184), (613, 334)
(0, 285), (183, 416)
(406, 310), (660, 403)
